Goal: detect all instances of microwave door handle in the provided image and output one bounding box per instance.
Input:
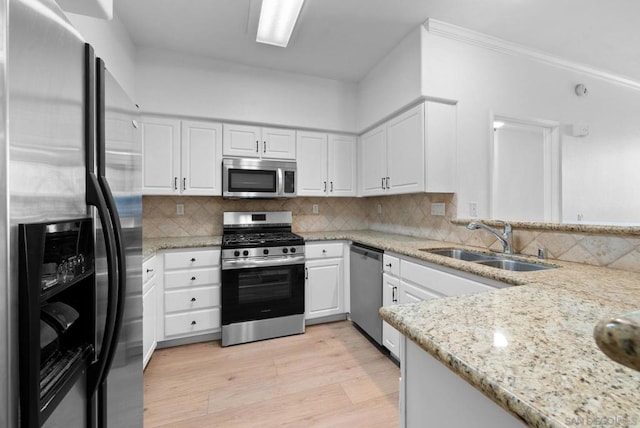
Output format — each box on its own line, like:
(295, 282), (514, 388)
(278, 167), (284, 196)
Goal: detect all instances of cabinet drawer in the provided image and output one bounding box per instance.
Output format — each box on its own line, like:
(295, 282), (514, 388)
(143, 256), (157, 283)
(164, 286), (220, 313)
(383, 254), (399, 276)
(164, 308), (220, 337)
(306, 242), (343, 259)
(164, 249), (220, 270)
(164, 267), (220, 289)
(401, 260), (494, 297)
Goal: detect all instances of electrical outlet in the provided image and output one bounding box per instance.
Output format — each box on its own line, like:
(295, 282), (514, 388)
(469, 202), (478, 217)
(431, 203), (445, 216)
(312, 204), (319, 214)
(176, 204), (184, 216)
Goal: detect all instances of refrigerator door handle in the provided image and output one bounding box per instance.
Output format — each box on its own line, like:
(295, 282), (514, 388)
(85, 172), (119, 395)
(93, 56), (128, 409)
(85, 45), (120, 399)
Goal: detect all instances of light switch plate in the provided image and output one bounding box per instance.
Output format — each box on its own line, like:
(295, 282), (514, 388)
(469, 202), (478, 217)
(176, 204), (184, 216)
(312, 204), (319, 214)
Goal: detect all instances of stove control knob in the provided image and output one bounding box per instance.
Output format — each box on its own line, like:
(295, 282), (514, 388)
(234, 250), (240, 257)
(263, 249), (269, 255)
(282, 248), (288, 254)
(290, 247), (296, 253)
(243, 250), (249, 256)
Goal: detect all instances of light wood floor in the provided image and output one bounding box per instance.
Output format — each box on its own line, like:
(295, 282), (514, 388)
(143, 321), (400, 427)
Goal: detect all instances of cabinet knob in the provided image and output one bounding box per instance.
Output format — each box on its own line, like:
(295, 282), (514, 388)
(385, 263), (392, 268)
(191, 276), (196, 281)
(146, 268), (154, 273)
(190, 258), (196, 262)
(322, 249), (327, 253)
(190, 297), (196, 302)
(191, 320), (197, 326)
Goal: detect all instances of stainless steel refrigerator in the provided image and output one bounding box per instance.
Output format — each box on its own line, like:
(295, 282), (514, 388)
(2, 0), (143, 426)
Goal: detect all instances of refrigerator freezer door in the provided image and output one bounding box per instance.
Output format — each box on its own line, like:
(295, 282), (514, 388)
(93, 65), (143, 427)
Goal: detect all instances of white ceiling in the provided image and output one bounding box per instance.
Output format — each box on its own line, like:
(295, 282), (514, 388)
(115, 0), (640, 83)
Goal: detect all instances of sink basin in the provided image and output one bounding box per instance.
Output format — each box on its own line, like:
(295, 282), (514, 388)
(423, 248), (557, 272)
(474, 259), (555, 272)
(426, 248), (500, 262)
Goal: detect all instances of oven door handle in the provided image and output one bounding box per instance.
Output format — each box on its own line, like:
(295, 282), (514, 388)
(222, 256), (305, 270)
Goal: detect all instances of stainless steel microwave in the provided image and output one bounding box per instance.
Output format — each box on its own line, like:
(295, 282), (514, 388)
(222, 158), (296, 198)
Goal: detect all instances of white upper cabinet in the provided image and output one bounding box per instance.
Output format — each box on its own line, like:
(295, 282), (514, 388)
(297, 131), (328, 196)
(181, 120), (223, 195)
(359, 101), (457, 196)
(141, 117), (181, 195)
(223, 124), (296, 160)
(386, 104), (425, 194)
(142, 117), (222, 196)
(360, 125), (387, 196)
(328, 134), (357, 196)
(297, 132), (356, 197)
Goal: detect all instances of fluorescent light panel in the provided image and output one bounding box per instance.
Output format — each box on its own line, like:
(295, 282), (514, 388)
(257, 0), (305, 47)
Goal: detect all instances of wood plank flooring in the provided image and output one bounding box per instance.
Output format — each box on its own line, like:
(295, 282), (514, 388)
(143, 321), (400, 427)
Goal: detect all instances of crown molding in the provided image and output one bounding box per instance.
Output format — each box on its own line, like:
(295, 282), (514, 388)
(424, 19), (640, 91)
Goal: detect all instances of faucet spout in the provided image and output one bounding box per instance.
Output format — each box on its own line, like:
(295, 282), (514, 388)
(467, 221), (513, 254)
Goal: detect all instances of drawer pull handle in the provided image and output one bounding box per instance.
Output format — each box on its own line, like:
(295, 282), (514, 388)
(392, 286), (398, 303)
(385, 263), (392, 268)
(146, 268), (154, 273)
(191, 297), (196, 302)
(191, 276), (196, 281)
(191, 320), (197, 326)
(190, 258), (196, 262)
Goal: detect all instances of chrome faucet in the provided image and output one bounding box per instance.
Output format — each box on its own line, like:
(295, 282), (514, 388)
(467, 221), (513, 254)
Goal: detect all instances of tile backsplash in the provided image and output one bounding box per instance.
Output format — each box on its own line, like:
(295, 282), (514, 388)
(143, 194), (640, 273)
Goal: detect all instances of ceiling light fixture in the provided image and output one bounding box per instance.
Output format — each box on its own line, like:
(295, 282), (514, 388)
(256, 0), (305, 48)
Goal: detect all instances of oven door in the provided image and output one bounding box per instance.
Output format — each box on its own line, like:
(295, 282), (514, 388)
(221, 263), (305, 325)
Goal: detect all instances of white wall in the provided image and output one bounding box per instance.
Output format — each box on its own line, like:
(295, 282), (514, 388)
(135, 47), (358, 133)
(356, 27), (422, 131)
(65, 11), (137, 98)
(420, 28), (640, 224)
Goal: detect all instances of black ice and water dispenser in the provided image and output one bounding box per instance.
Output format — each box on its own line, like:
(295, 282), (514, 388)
(19, 218), (95, 426)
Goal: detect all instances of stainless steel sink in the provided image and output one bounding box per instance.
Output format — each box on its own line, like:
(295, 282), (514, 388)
(474, 259), (555, 271)
(423, 248), (557, 272)
(426, 248), (500, 262)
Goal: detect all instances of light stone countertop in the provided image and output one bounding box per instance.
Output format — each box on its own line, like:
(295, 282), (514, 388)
(143, 235), (222, 258)
(144, 229), (640, 426)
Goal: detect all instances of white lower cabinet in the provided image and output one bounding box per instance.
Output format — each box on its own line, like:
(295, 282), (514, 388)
(401, 337), (523, 427)
(142, 255), (157, 369)
(157, 247), (222, 343)
(382, 254), (400, 359)
(304, 242), (348, 322)
(381, 252), (509, 360)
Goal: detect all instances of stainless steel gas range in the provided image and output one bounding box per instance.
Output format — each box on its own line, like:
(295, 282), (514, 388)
(221, 211), (305, 346)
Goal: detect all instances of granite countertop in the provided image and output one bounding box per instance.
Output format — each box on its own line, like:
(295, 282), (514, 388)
(144, 229), (640, 426)
(143, 235), (222, 258)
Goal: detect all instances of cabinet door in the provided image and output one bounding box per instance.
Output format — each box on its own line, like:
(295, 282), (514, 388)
(141, 117), (181, 195)
(296, 131), (328, 196)
(262, 127), (296, 160)
(386, 104), (425, 195)
(382, 273), (400, 359)
(142, 279), (157, 369)
(222, 123), (261, 158)
(328, 134), (357, 197)
(180, 120), (222, 196)
(425, 102), (457, 192)
(360, 124), (387, 196)
(305, 258), (344, 320)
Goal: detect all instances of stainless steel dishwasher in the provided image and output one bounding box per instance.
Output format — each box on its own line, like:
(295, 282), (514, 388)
(350, 243), (383, 345)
